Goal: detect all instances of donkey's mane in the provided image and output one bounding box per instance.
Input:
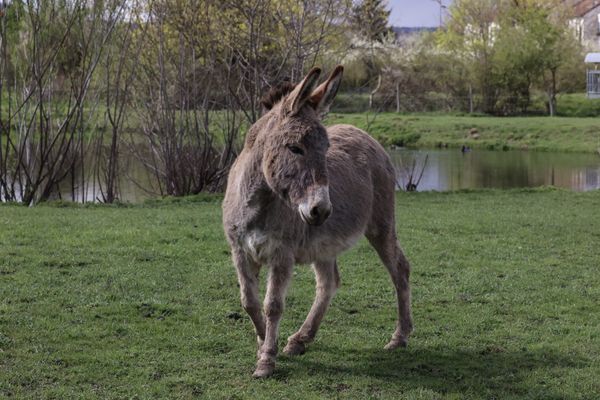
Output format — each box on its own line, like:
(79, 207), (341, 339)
(261, 81), (296, 110)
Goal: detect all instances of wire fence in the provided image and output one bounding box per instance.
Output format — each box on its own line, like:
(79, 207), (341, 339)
(331, 91), (600, 117)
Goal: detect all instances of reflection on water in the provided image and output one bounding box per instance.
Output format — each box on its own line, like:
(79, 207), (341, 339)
(45, 147), (600, 203)
(55, 152), (156, 203)
(389, 148), (600, 192)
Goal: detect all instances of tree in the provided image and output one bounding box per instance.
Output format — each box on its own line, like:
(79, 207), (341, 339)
(347, 0), (393, 109)
(128, 0), (348, 197)
(494, 0), (582, 115)
(0, 0), (124, 204)
(436, 0), (500, 113)
(436, 0), (584, 115)
(350, 0), (392, 43)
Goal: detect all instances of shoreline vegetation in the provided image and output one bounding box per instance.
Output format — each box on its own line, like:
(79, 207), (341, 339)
(328, 112), (600, 154)
(326, 93), (600, 154)
(2, 109), (597, 154)
(1, 189), (599, 398)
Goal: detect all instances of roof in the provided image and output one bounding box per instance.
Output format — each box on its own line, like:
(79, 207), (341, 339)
(572, 0), (600, 17)
(585, 53), (600, 63)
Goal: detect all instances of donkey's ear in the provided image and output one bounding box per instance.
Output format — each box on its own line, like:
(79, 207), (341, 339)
(285, 67), (322, 116)
(309, 65), (344, 118)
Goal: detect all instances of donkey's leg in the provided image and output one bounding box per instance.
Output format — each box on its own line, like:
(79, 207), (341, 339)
(366, 230), (413, 350)
(254, 259), (293, 378)
(232, 249), (265, 355)
(283, 259), (340, 356)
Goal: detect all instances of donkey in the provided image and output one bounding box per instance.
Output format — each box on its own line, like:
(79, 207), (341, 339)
(222, 66), (412, 378)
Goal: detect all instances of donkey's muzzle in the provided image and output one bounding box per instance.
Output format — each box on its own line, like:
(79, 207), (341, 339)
(299, 185), (332, 226)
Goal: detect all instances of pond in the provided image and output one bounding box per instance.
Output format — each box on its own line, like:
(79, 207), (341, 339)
(389, 148), (600, 192)
(50, 147), (600, 203)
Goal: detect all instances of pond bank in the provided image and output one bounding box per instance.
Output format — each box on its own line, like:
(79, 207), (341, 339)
(328, 113), (600, 153)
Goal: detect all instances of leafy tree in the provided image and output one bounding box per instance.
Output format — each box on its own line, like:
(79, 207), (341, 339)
(436, 0), (584, 115)
(0, 0), (25, 84)
(494, 0), (582, 115)
(436, 0), (500, 113)
(350, 0), (392, 43)
(347, 0), (393, 106)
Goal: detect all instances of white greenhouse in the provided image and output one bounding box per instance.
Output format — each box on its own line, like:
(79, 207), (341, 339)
(585, 53), (600, 99)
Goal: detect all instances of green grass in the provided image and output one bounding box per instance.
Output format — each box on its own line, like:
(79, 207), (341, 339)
(2, 189), (600, 398)
(327, 113), (600, 153)
(542, 93), (600, 118)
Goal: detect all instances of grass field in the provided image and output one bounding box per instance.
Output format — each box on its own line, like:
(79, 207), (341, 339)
(2, 189), (600, 399)
(328, 113), (600, 153)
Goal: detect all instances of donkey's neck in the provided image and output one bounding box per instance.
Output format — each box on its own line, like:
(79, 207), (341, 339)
(237, 146), (275, 208)
(236, 145), (294, 230)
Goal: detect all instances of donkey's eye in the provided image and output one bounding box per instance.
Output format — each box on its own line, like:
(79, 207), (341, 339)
(287, 145), (305, 156)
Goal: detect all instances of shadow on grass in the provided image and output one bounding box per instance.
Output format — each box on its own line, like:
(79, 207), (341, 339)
(277, 344), (588, 398)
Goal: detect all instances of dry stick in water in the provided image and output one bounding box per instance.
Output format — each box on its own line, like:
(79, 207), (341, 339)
(398, 153), (429, 192)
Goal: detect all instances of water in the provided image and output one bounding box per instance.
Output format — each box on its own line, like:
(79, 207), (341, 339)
(59, 152), (156, 204)
(33, 147), (600, 203)
(389, 148), (600, 192)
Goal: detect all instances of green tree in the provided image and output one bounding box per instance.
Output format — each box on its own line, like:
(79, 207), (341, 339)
(0, 0), (25, 85)
(347, 0), (392, 107)
(437, 0), (583, 115)
(494, 0), (582, 115)
(350, 0), (392, 43)
(436, 0), (500, 113)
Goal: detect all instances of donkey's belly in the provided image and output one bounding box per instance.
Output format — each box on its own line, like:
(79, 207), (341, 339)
(295, 230), (364, 264)
(240, 227), (363, 265)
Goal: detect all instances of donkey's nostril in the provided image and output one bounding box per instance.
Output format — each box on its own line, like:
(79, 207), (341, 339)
(307, 205), (331, 225)
(310, 206), (320, 218)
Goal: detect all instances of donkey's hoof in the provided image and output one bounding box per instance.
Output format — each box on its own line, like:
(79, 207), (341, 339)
(252, 360), (275, 378)
(283, 340), (306, 356)
(384, 336), (408, 350)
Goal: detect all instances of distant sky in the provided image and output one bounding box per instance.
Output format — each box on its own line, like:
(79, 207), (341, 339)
(388, 0), (454, 27)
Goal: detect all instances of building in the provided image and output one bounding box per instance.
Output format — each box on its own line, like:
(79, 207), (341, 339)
(568, 0), (600, 49)
(585, 52), (600, 98)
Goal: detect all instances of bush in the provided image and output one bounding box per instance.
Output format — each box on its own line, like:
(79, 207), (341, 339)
(388, 132), (421, 147)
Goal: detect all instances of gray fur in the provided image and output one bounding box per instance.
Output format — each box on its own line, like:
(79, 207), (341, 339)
(223, 66), (413, 378)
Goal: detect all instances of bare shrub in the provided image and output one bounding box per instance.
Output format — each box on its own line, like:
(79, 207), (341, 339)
(0, 0), (124, 204)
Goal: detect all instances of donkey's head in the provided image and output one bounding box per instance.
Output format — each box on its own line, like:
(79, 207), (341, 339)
(256, 66), (343, 226)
